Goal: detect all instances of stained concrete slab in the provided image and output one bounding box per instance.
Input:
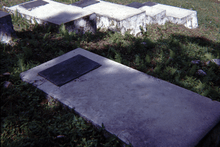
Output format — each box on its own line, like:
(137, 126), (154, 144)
(20, 48), (220, 147)
(20, 0), (49, 10)
(0, 11), (16, 44)
(126, 2), (145, 9)
(3, 0), (96, 34)
(71, 0), (100, 8)
(81, 0), (146, 36)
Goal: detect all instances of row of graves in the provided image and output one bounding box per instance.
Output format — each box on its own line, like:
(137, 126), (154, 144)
(1, 1), (220, 147)
(1, 0), (198, 43)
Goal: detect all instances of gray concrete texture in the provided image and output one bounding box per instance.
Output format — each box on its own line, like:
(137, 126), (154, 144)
(21, 48), (220, 147)
(0, 11), (16, 44)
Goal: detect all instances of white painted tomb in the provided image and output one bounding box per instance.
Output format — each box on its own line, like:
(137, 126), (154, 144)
(3, 0), (97, 34)
(21, 48), (220, 147)
(127, 1), (198, 29)
(81, 0), (146, 36)
(151, 3), (198, 29)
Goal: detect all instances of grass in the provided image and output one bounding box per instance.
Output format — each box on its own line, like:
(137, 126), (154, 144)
(1, 0), (220, 146)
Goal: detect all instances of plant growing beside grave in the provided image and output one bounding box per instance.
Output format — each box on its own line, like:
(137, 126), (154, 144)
(1, 0), (220, 147)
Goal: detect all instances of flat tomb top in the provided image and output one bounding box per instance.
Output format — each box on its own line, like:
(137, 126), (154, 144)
(82, 0), (145, 20)
(6, 0), (94, 25)
(38, 54), (101, 86)
(20, 48), (220, 147)
(71, 0), (100, 8)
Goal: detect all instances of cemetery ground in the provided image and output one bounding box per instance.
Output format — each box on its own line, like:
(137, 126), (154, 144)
(1, 0), (220, 146)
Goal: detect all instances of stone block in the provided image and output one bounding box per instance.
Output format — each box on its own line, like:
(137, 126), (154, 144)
(82, 0), (146, 36)
(0, 11), (16, 44)
(3, 0), (97, 34)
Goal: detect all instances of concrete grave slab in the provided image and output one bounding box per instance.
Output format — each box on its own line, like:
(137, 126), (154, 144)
(21, 48), (220, 147)
(151, 3), (198, 29)
(0, 11), (16, 44)
(3, 0), (96, 34)
(71, 0), (100, 8)
(81, 0), (146, 36)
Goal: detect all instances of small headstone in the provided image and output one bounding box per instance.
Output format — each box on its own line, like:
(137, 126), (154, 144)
(71, 0), (100, 8)
(143, 1), (158, 6)
(38, 54), (101, 86)
(197, 69), (207, 76)
(20, 0), (49, 10)
(191, 60), (200, 64)
(126, 2), (145, 8)
(212, 59), (220, 66)
(0, 11), (16, 44)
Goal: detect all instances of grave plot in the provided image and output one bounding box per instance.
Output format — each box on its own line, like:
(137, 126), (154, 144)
(21, 48), (220, 147)
(3, 0), (97, 34)
(127, 1), (198, 29)
(0, 11), (16, 44)
(72, 0), (146, 36)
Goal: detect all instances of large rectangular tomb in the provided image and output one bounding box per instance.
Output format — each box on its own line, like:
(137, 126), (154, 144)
(20, 48), (220, 147)
(0, 11), (16, 44)
(3, 0), (97, 34)
(127, 1), (198, 29)
(72, 0), (146, 36)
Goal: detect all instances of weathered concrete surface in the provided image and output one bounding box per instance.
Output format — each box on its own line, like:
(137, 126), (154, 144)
(82, 0), (146, 36)
(20, 48), (220, 147)
(3, 0), (96, 34)
(152, 3), (198, 29)
(0, 11), (16, 44)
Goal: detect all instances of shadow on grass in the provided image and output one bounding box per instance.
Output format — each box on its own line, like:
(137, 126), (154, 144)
(1, 23), (220, 146)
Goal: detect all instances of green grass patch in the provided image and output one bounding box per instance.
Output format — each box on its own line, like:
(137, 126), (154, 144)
(1, 0), (220, 147)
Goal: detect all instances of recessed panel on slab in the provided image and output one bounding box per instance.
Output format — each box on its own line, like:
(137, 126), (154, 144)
(71, 0), (100, 8)
(126, 2), (145, 8)
(20, 0), (49, 10)
(143, 1), (158, 6)
(38, 55), (101, 86)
